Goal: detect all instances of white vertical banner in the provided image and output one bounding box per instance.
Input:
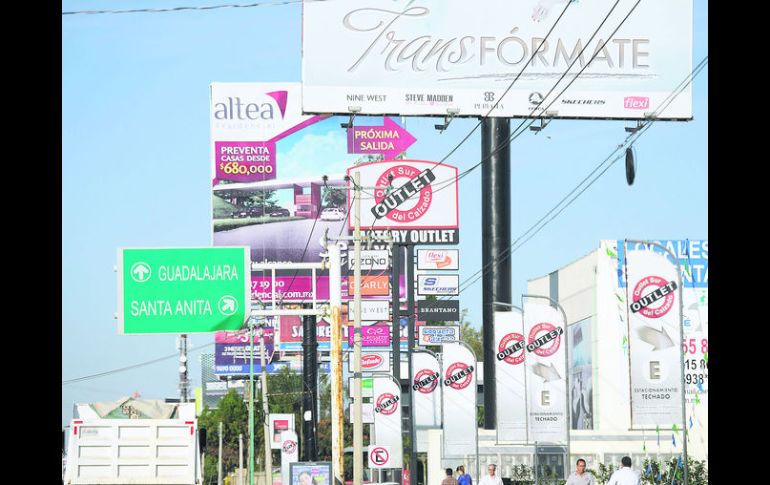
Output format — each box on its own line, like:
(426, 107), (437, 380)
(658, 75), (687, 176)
(279, 429), (299, 485)
(523, 297), (568, 443)
(624, 242), (683, 428)
(411, 351), (442, 427)
(441, 342), (477, 457)
(494, 309), (528, 442)
(372, 377), (403, 468)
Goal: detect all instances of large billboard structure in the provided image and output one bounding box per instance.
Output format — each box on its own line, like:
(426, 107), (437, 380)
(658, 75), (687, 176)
(302, 0), (692, 119)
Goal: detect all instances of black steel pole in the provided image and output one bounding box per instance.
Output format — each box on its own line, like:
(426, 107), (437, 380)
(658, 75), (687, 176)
(481, 117), (512, 430)
(406, 245), (418, 485)
(390, 244), (401, 484)
(302, 313), (318, 461)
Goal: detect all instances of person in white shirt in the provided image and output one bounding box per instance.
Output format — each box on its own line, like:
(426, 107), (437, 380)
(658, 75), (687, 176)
(607, 456), (641, 485)
(477, 464), (503, 485)
(565, 458), (595, 485)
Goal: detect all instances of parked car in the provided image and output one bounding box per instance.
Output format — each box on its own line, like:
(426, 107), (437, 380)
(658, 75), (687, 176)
(269, 207), (290, 217)
(320, 207), (345, 221)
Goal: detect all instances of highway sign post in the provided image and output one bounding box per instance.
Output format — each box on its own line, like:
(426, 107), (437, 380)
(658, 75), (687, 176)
(118, 247), (251, 334)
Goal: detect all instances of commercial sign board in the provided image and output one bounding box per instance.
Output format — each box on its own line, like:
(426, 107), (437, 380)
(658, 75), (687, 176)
(348, 300), (390, 321)
(417, 300), (460, 321)
(252, 273), (405, 302)
(214, 328), (276, 374)
(269, 413), (295, 450)
(349, 249), (390, 271)
(416, 249), (459, 270)
(417, 275), (459, 296)
(348, 160), (459, 245)
(117, 247), (251, 335)
(347, 324), (392, 347)
(348, 351), (391, 373)
(347, 275), (390, 296)
(302, 0), (693, 120)
(418, 325), (460, 345)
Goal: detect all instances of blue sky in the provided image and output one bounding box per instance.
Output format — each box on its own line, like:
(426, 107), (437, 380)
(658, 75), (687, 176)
(62, 0), (707, 427)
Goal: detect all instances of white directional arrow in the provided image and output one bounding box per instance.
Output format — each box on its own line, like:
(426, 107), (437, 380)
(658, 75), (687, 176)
(637, 325), (674, 350)
(218, 295), (238, 316)
(130, 262), (151, 283)
(531, 362), (561, 382)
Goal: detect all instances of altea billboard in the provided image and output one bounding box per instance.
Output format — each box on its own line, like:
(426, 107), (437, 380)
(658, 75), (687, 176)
(302, 0), (692, 119)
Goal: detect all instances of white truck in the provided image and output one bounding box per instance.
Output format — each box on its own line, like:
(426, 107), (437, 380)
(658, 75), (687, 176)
(64, 401), (204, 484)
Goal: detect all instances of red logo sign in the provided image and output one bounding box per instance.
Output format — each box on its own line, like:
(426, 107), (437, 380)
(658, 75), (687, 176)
(527, 323), (562, 357)
(282, 440), (297, 454)
(362, 354), (384, 369)
(413, 368), (440, 394)
(497, 332), (526, 365)
(631, 275), (676, 318)
(373, 165), (433, 223)
(443, 362), (474, 390)
(370, 446), (390, 466)
(375, 392), (399, 415)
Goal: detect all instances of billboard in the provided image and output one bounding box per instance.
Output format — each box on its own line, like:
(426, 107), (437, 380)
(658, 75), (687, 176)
(211, 83), (354, 265)
(347, 160), (459, 244)
(302, 0), (693, 119)
(289, 462), (332, 485)
(568, 318), (594, 430)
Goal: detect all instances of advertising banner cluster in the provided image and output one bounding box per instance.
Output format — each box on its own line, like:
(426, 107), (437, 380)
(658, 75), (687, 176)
(623, 242), (684, 428)
(302, 0), (693, 119)
(523, 298), (568, 443)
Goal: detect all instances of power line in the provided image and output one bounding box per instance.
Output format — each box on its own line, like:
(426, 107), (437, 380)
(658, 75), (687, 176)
(62, 341), (215, 385)
(62, 0), (320, 16)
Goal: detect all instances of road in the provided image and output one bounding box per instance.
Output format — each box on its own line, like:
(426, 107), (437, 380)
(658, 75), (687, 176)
(214, 217), (349, 263)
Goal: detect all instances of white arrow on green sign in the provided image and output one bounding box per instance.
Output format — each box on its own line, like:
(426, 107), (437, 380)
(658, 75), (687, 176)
(118, 247), (251, 334)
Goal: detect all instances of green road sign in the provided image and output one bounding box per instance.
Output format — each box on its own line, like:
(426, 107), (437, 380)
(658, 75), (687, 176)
(118, 247), (251, 334)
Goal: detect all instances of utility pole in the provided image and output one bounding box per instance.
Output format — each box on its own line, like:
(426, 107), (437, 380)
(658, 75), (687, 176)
(249, 319), (255, 485)
(240, 433), (244, 485)
(302, 312), (318, 461)
(328, 242), (344, 485)
(178, 334), (189, 402)
(260, 324), (272, 485)
(352, 171), (363, 485)
(218, 421), (223, 485)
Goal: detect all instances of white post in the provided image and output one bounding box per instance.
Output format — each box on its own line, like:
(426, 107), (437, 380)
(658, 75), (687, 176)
(218, 421), (223, 485)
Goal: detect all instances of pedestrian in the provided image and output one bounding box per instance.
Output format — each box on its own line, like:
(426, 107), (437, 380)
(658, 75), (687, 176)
(566, 458), (595, 485)
(441, 468), (458, 485)
(607, 456), (640, 485)
(456, 465), (472, 485)
(478, 464), (503, 485)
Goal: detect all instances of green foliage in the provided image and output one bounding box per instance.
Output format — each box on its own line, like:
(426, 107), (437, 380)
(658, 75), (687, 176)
(213, 195), (239, 218)
(637, 457), (708, 485)
(322, 186), (347, 208)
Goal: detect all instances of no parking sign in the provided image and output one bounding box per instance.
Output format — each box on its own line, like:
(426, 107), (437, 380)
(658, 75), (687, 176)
(368, 445), (391, 469)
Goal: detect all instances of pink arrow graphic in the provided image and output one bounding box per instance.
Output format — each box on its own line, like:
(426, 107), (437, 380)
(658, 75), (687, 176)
(347, 116), (417, 161)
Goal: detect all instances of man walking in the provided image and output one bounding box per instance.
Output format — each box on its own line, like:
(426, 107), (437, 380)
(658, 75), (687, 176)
(607, 456), (641, 485)
(441, 468), (458, 485)
(456, 465), (472, 485)
(566, 458), (595, 485)
(478, 464), (503, 485)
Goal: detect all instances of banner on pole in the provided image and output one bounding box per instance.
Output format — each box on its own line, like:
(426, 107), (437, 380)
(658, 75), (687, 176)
(523, 298), (568, 443)
(494, 310), (528, 442)
(624, 242), (684, 428)
(411, 351), (442, 427)
(441, 342), (477, 457)
(280, 429), (299, 485)
(372, 377), (403, 467)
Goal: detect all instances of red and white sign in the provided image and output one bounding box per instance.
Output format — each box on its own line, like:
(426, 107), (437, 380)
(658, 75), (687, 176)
(368, 445), (391, 469)
(347, 274), (390, 296)
(494, 310), (528, 443)
(372, 377), (403, 466)
(375, 392), (399, 415)
(348, 160), (459, 245)
(348, 351), (390, 373)
(441, 343), (477, 456)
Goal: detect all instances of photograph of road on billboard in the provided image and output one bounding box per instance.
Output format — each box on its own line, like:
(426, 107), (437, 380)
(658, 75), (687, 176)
(302, 0), (692, 119)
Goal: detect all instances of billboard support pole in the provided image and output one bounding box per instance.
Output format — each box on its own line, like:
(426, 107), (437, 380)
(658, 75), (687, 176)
(353, 171), (364, 485)
(249, 318), (255, 485)
(303, 312), (319, 461)
(481, 117), (512, 430)
(260, 324), (273, 483)
(406, 244), (418, 485)
(328, 242), (345, 485)
(390, 243), (402, 485)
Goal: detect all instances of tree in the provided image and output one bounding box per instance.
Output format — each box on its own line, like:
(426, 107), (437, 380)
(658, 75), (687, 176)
(322, 186), (347, 208)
